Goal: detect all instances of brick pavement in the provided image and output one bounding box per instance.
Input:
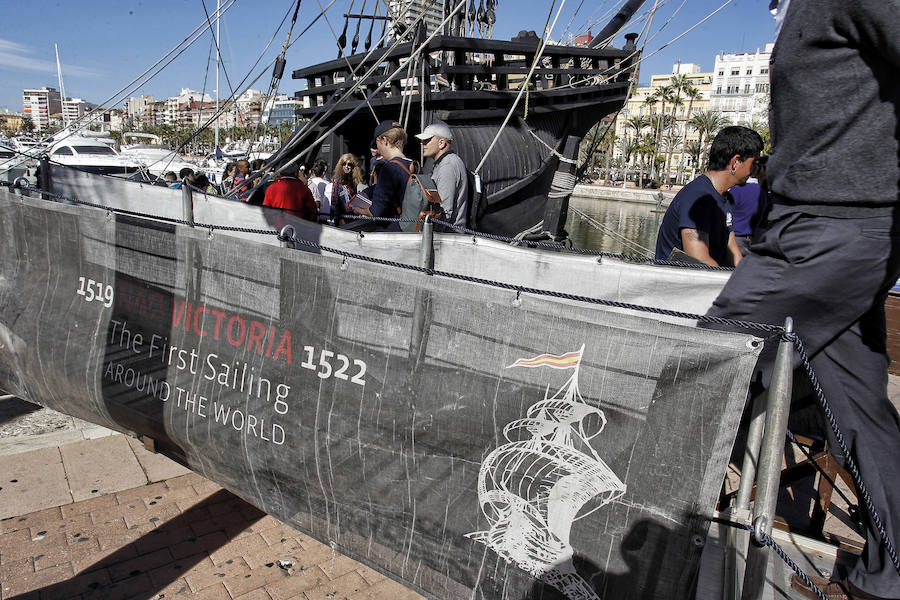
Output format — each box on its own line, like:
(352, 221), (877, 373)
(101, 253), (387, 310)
(0, 437), (425, 600)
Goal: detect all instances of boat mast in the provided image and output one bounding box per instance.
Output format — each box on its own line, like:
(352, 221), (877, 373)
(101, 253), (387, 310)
(55, 44), (68, 127)
(215, 0), (220, 151)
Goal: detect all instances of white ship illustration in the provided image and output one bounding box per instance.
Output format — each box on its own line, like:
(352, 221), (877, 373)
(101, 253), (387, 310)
(467, 345), (626, 600)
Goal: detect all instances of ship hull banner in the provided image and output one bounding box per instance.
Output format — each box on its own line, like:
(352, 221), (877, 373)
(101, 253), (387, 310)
(0, 191), (761, 600)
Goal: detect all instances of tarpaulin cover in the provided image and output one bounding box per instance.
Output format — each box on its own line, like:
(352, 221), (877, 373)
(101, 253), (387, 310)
(0, 191), (760, 600)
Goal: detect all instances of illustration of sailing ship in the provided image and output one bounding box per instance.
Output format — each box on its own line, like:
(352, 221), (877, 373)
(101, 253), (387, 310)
(468, 346), (626, 600)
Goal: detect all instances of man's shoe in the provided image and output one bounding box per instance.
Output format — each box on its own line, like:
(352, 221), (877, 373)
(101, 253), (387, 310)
(790, 573), (897, 600)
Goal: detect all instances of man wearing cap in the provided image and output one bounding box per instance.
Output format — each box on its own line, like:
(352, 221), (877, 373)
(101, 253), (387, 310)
(352, 119), (415, 230)
(416, 121), (469, 229)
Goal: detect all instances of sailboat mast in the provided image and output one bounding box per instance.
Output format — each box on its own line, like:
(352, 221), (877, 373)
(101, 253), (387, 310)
(55, 44), (68, 127)
(215, 0), (220, 151)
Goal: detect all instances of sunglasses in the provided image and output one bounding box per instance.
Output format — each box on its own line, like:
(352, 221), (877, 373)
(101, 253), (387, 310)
(419, 137), (433, 144)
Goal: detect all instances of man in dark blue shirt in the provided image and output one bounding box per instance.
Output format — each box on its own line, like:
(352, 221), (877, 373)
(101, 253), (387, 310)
(654, 126), (763, 267)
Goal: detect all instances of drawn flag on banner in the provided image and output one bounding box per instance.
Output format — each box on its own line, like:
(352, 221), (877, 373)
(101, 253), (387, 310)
(507, 348), (583, 369)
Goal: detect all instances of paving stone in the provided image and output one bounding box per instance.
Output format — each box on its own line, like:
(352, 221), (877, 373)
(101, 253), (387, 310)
(59, 493), (118, 519)
(0, 561), (73, 597)
(89, 571), (156, 598)
(348, 577), (426, 600)
(208, 531), (269, 565)
(53, 566), (112, 597)
(1, 529), (66, 562)
(170, 530), (229, 560)
(222, 561), (292, 598)
(123, 501), (182, 530)
(96, 521), (155, 552)
(186, 581), (234, 599)
(319, 554), (367, 581)
(59, 436), (147, 501)
(186, 554), (253, 592)
(146, 550), (210, 591)
(263, 566), (329, 600)
(107, 546), (174, 582)
(165, 472), (211, 489)
(0, 447), (70, 520)
(89, 498), (149, 526)
(32, 535), (100, 570)
(354, 565), (386, 587)
(0, 554), (34, 582)
(0, 506), (63, 535)
(126, 435), (193, 482)
(71, 539), (140, 574)
(234, 588), (276, 600)
(301, 569), (369, 600)
(115, 480), (169, 504)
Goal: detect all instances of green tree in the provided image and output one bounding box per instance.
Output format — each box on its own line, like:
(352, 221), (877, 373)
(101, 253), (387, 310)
(675, 84), (703, 183)
(21, 116), (35, 133)
(688, 110), (730, 171)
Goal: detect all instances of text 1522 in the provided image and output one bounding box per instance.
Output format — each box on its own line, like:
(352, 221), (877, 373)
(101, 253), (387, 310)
(300, 346), (366, 386)
(77, 277), (114, 308)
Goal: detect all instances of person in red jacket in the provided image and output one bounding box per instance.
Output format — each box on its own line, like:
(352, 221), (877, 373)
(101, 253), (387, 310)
(263, 166), (318, 221)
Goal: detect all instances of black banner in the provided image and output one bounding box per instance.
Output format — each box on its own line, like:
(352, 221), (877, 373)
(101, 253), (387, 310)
(0, 192), (759, 599)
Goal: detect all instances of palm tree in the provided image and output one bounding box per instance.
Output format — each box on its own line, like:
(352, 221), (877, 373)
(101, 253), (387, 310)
(686, 139), (704, 176)
(689, 110), (730, 171)
(616, 136), (636, 182)
(625, 115), (649, 141)
(676, 83), (702, 183)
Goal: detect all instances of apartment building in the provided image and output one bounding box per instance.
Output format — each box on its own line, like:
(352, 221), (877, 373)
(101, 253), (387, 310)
(22, 87), (62, 131)
(709, 43), (773, 126)
(612, 63), (713, 175)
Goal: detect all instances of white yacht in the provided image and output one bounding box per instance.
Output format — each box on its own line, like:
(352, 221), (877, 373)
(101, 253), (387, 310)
(118, 132), (200, 178)
(47, 134), (144, 177)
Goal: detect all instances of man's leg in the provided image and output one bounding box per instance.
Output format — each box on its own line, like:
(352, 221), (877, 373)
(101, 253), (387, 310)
(705, 213), (900, 595)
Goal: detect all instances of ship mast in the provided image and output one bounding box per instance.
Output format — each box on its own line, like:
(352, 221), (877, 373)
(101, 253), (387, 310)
(55, 44), (68, 127)
(215, 0), (220, 151)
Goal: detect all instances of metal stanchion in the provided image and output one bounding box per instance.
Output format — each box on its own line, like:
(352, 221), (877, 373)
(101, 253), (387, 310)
(741, 317), (794, 600)
(419, 215), (434, 270)
(182, 181), (194, 225)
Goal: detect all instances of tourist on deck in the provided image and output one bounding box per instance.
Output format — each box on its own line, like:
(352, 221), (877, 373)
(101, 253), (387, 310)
(727, 156), (768, 256)
(308, 159), (330, 213)
(706, 3), (900, 599)
(416, 121), (469, 229)
(351, 120), (414, 231)
(232, 159), (252, 201)
(263, 166), (317, 221)
(167, 167), (196, 190)
(326, 153), (364, 224)
(164, 171), (178, 187)
(221, 162), (237, 191)
(654, 126), (762, 266)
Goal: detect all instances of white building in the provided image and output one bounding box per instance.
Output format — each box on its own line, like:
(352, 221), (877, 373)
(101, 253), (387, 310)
(61, 98), (96, 124)
(709, 43), (773, 126)
(125, 95), (159, 127)
(22, 87), (62, 131)
(389, 0), (443, 37)
(165, 89), (213, 125)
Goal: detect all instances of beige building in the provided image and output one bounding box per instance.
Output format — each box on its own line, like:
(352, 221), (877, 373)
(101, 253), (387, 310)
(612, 63), (713, 178)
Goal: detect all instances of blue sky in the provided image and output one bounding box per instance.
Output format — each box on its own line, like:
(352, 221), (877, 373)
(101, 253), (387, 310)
(0, 0), (775, 114)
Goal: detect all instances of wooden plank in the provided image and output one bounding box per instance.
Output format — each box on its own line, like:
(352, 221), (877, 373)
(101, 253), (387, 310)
(887, 292), (900, 375)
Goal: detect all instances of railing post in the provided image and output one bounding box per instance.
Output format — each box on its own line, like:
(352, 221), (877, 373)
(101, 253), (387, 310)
(39, 155), (52, 200)
(741, 317), (794, 600)
(182, 182), (194, 225)
(724, 364), (771, 600)
(420, 215), (434, 270)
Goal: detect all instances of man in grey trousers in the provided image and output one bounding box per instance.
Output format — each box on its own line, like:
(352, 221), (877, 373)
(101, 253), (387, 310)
(706, 1), (900, 598)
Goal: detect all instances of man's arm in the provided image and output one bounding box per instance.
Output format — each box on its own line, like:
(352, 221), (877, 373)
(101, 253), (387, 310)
(727, 231), (742, 267)
(680, 228), (719, 266)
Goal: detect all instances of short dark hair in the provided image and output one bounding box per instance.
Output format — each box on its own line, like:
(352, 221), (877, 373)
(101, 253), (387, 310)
(312, 159), (328, 177)
(708, 126), (763, 171)
(178, 167), (194, 179)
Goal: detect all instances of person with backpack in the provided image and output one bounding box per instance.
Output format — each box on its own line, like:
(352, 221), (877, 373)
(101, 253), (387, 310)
(351, 120), (415, 231)
(416, 121), (469, 229)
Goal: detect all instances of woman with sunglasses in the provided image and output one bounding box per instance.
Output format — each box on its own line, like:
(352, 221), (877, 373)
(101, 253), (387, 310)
(326, 153), (364, 223)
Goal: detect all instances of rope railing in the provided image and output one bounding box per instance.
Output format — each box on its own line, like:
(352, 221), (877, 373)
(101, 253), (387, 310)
(4, 181), (898, 590)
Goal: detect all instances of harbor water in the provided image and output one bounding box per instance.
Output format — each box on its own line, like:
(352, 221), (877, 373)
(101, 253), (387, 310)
(566, 192), (664, 257)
